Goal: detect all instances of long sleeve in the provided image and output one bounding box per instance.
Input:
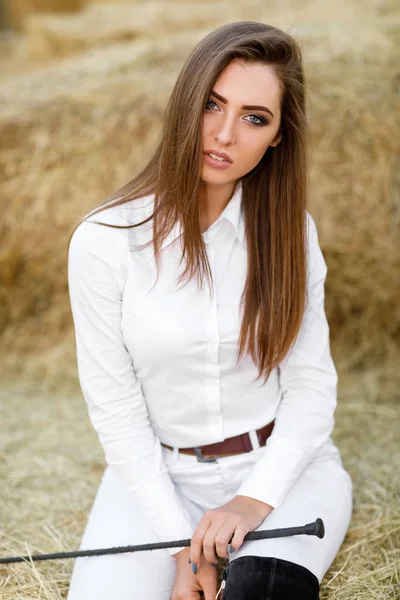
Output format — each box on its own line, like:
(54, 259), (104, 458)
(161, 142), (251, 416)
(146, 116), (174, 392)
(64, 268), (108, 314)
(67, 217), (194, 555)
(236, 212), (338, 509)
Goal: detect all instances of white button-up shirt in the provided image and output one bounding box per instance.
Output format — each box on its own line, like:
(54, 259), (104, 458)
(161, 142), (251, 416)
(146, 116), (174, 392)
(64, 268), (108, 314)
(68, 180), (338, 553)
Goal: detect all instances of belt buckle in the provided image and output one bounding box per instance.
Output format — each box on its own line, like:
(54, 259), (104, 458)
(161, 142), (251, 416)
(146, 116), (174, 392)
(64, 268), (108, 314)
(194, 447), (217, 463)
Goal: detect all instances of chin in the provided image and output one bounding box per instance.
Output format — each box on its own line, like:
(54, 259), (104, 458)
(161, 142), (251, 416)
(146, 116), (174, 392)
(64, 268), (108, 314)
(200, 168), (234, 184)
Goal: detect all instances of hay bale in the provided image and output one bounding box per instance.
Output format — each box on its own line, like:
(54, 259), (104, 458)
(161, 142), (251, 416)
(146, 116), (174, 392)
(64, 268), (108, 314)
(0, 0), (398, 372)
(3, 0), (85, 32)
(23, 1), (237, 61)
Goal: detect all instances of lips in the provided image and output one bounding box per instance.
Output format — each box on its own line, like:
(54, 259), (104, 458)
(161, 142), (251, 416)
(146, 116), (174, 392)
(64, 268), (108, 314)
(203, 149), (233, 163)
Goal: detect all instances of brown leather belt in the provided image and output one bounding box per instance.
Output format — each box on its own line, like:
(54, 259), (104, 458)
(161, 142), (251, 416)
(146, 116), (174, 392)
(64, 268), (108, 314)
(161, 420), (275, 463)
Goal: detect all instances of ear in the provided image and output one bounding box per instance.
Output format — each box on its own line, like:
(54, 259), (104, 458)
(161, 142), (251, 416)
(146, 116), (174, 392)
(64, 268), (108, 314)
(270, 131), (283, 147)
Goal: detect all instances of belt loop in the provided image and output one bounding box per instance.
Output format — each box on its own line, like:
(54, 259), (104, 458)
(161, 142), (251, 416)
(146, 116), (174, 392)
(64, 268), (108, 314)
(249, 429), (261, 450)
(173, 447), (179, 460)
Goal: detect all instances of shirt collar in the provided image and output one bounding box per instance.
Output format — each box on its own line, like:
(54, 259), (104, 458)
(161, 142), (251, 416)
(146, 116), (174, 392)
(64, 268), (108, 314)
(160, 179), (245, 250)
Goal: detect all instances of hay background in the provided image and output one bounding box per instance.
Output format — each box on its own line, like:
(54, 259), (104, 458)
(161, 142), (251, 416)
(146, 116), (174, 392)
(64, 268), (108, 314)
(0, 0), (399, 598)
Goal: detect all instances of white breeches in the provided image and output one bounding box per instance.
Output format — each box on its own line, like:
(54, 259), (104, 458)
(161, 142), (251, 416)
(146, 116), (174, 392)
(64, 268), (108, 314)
(67, 437), (352, 599)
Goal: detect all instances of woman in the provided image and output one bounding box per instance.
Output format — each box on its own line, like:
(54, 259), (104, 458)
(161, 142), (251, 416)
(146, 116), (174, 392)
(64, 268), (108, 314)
(67, 21), (352, 600)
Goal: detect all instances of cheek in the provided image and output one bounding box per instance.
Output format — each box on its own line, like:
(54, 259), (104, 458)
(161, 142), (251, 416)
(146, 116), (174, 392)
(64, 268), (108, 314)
(241, 137), (269, 166)
(201, 117), (213, 140)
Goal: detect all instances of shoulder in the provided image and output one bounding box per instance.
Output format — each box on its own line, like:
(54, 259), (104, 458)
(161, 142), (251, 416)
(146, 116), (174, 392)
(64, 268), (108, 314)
(305, 209), (318, 241)
(69, 194), (156, 260)
(304, 209), (327, 282)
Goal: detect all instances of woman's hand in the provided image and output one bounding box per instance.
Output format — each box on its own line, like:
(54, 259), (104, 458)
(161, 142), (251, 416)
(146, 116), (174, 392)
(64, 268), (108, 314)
(189, 495), (273, 572)
(171, 547), (217, 600)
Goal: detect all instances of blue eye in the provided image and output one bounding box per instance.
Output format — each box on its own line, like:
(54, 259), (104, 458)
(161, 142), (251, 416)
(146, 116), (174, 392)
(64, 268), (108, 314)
(246, 115), (268, 126)
(205, 99), (217, 110)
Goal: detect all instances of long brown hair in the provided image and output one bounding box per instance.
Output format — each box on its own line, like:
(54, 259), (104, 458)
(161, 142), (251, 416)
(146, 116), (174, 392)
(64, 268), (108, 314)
(68, 21), (309, 385)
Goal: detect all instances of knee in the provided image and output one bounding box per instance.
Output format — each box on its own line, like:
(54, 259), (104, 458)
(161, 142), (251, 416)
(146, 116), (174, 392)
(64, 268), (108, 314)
(222, 556), (319, 600)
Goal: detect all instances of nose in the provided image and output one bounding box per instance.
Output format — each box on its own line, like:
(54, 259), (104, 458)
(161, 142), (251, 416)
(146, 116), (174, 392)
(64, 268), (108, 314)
(213, 116), (236, 145)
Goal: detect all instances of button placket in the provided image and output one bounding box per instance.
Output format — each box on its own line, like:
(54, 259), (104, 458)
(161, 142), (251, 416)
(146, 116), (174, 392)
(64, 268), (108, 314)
(206, 243), (224, 441)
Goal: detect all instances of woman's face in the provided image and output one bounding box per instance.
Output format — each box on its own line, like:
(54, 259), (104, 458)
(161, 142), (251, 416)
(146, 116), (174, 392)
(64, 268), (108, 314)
(200, 59), (282, 186)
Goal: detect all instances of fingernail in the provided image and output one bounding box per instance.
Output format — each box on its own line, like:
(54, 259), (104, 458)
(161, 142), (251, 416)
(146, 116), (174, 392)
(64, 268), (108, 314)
(229, 545), (236, 554)
(211, 562), (218, 567)
(192, 562), (197, 575)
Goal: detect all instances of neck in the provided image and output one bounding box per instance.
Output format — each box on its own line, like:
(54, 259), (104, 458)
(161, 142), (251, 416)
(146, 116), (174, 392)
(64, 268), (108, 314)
(199, 180), (237, 233)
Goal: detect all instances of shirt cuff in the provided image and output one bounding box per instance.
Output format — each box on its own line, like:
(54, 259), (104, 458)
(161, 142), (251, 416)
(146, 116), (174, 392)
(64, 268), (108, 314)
(235, 437), (309, 510)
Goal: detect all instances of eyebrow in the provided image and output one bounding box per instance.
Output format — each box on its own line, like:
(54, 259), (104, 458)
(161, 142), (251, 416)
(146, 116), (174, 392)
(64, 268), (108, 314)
(210, 89), (274, 118)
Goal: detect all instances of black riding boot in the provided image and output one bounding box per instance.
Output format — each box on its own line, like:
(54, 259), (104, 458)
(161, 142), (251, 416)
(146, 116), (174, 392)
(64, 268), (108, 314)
(221, 555), (320, 599)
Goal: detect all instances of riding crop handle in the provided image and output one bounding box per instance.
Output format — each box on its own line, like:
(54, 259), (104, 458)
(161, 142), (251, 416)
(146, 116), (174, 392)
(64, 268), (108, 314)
(241, 518), (325, 542)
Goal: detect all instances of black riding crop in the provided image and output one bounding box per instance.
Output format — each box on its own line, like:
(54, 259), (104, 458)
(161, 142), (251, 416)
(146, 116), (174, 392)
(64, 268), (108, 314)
(0, 518), (325, 565)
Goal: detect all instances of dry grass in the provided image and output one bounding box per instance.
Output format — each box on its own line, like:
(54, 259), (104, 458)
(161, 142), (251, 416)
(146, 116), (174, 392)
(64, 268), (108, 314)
(0, 361), (398, 598)
(0, 0), (399, 597)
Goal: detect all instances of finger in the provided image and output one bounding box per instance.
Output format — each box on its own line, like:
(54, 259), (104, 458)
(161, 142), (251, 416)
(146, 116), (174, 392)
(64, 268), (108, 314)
(201, 574), (218, 600)
(229, 522), (250, 553)
(190, 513), (212, 572)
(214, 519), (239, 559)
(202, 522), (223, 564)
